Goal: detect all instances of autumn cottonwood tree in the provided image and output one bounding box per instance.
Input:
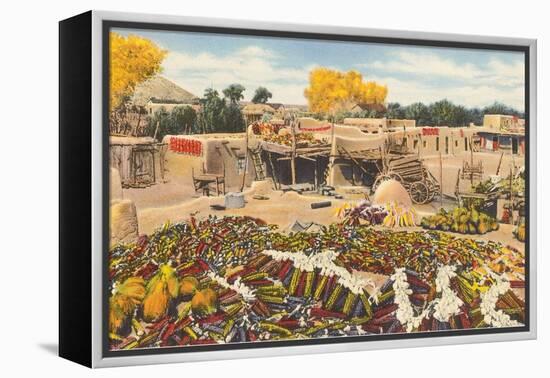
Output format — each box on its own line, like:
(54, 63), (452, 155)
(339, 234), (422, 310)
(304, 68), (388, 114)
(109, 32), (167, 112)
(109, 32), (167, 136)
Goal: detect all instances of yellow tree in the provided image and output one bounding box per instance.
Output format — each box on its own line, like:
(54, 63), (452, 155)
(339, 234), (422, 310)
(110, 32), (167, 111)
(304, 68), (388, 114)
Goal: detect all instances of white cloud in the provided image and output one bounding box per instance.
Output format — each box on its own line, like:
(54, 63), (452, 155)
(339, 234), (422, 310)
(361, 50), (525, 110)
(363, 50), (524, 86)
(366, 51), (483, 80)
(161, 45), (524, 110)
(370, 75), (525, 110)
(162, 45), (310, 104)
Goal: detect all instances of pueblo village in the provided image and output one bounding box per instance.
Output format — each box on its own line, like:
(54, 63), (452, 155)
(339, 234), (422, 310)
(107, 31), (527, 350)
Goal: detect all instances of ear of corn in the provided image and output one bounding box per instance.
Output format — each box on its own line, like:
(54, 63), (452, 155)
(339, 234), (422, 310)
(109, 277), (146, 334)
(180, 276), (200, 297)
(191, 288), (218, 316)
(514, 222), (526, 242)
(143, 265), (179, 321)
(382, 201), (416, 228)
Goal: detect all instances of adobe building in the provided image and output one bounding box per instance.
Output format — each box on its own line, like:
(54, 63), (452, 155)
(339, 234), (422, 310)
(342, 117), (416, 133)
(110, 136), (167, 188)
(162, 133), (257, 192)
(476, 114), (526, 155)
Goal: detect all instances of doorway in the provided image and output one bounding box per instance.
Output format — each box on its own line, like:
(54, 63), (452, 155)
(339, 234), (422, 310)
(512, 137), (519, 154)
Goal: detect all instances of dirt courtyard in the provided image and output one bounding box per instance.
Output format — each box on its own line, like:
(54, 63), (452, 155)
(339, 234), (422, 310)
(118, 149), (524, 256)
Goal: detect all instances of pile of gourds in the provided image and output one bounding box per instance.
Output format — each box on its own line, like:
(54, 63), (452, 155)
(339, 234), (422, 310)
(420, 206), (499, 235)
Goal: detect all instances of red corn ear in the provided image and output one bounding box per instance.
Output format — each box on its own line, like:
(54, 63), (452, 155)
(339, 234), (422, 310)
(160, 322), (177, 343)
(310, 307), (346, 319)
(373, 304), (398, 319)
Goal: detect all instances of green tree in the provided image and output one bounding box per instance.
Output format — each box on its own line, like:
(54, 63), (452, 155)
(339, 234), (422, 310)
(483, 102), (523, 118)
(429, 99), (457, 126)
(252, 86), (272, 104)
(223, 102), (246, 133)
(466, 107), (483, 125)
(149, 107), (171, 140)
(222, 84), (246, 104)
(385, 102), (406, 119)
(453, 105), (469, 127)
(483, 102), (511, 115)
(198, 88), (226, 133)
(404, 102), (431, 126)
(172, 106), (197, 135)
(149, 105), (197, 141)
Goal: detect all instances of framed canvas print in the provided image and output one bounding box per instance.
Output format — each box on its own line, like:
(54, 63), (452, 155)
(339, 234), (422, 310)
(59, 10), (537, 368)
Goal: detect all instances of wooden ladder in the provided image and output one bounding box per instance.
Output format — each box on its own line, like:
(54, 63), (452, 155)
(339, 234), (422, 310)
(249, 147), (266, 181)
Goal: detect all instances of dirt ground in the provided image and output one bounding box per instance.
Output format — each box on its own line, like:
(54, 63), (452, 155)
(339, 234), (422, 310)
(120, 149), (525, 256)
(423, 151), (524, 196)
(137, 180), (350, 234)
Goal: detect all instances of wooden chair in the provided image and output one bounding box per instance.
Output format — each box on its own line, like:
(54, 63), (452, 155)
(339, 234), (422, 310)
(192, 162), (225, 196)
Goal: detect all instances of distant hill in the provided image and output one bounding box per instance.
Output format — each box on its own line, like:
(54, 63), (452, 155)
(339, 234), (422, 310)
(132, 76), (198, 106)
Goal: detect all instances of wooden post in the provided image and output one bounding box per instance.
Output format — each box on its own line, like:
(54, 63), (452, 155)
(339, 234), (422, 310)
(326, 117), (336, 187)
(455, 168), (461, 204)
(153, 121), (160, 141)
(509, 166), (514, 225)
(439, 151), (443, 207)
(495, 152), (504, 176)
(240, 121), (249, 192)
(314, 157), (319, 191)
(470, 138), (474, 185)
(290, 119), (297, 185)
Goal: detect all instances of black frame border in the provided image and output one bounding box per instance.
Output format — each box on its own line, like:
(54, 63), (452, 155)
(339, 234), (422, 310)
(59, 11), (93, 367)
(101, 19), (531, 359)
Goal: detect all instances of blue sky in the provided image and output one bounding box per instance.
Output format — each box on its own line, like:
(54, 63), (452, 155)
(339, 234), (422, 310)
(114, 28), (525, 111)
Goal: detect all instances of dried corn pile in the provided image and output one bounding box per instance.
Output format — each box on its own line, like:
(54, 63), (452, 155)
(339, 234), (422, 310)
(334, 227), (523, 282)
(109, 216), (525, 350)
(339, 201), (388, 226)
(110, 216), (276, 283)
(362, 267), (525, 333)
(260, 130), (325, 147)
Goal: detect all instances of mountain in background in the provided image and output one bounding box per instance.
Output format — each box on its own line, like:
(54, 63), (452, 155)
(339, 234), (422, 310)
(132, 76), (198, 106)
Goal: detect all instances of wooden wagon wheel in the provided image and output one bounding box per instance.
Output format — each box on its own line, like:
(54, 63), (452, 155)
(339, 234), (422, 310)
(409, 181), (430, 204)
(371, 172), (403, 193)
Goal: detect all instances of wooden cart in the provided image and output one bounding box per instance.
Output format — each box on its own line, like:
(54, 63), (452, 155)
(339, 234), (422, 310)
(371, 154), (441, 204)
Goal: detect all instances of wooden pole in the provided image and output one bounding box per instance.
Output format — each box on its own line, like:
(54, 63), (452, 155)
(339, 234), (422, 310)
(455, 168), (461, 204)
(509, 143), (515, 225)
(439, 151), (443, 207)
(470, 137), (474, 185)
(326, 116), (336, 187)
(314, 158), (319, 191)
(153, 121), (160, 141)
(509, 166), (514, 225)
(240, 121), (249, 192)
(495, 152), (504, 176)
(290, 119), (297, 185)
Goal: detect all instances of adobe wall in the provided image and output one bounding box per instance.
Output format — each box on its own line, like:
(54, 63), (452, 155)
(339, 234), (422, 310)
(162, 134), (256, 190)
(327, 126), (478, 186)
(202, 137), (256, 188)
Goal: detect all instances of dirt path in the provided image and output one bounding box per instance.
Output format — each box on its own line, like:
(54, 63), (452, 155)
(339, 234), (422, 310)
(137, 180), (351, 234)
